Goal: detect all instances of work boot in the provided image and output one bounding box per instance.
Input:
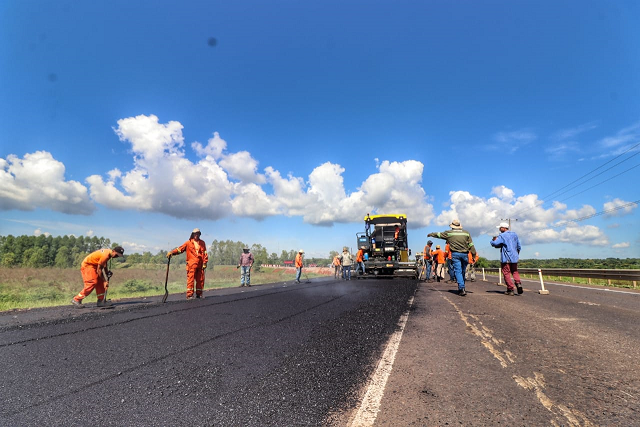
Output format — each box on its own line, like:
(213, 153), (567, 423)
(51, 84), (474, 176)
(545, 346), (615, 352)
(516, 283), (523, 294)
(504, 290), (515, 296)
(458, 288), (467, 296)
(246, 284), (251, 287)
(186, 295), (195, 300)
(71, 298), (84, 309)
(196, 294), (205, 299)
(96, 299), (113, 307)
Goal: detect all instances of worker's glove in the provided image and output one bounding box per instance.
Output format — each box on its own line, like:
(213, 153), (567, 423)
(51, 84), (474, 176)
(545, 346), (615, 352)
(167, 252), (172, 259)
(236, 265), (240, 269)
(106, 270), (113, 279)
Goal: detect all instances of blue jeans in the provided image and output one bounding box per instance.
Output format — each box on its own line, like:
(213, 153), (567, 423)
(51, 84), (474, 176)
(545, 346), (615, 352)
(426, 261), (432, 279)
(240, 266), (251, 285)
(451, 252), (469, 290)
(356, 261), (365, 274)
(296, 267), (302, 282)
(342, 265), (351, 280)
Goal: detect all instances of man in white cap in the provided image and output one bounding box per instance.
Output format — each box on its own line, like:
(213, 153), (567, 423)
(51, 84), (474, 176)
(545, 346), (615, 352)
(491, 222), (523, 296)
(167, 228), (208, 299)
(295, 249), (304, 283)
(427, 219), (477, 296)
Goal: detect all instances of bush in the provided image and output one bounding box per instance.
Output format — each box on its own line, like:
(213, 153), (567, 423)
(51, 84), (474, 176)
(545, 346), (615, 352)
(122, 279), (153, 293)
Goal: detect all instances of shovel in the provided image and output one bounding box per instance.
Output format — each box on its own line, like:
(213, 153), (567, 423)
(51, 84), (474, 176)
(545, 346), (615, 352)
(162, 257), (170, 303)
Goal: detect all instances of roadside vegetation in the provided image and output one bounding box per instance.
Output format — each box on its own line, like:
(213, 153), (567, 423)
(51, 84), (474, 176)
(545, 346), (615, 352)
(1, 234), (637, 311)
(0, 265), (331, 312)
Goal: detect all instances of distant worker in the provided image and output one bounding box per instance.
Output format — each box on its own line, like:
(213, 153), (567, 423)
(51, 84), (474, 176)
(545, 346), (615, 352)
(423, 240), (434, 282)
(332, 253), (342, 279)
(355, 247), (366, 276)
(238, 246), (254, 287)
(365, 213), (372, 236)
(466, 251), (479, 282)
(167, 228), (208, 299)
(431, 245), (446, 282)
(339, 247), (353, 280)
(394, 225), (401, 247)
(445, 242), (455, 283)
(491, 222), (523, 296)
(428, 219), (477, 296)
(72, 246), (124, 308)
(295, 249), (305, 283)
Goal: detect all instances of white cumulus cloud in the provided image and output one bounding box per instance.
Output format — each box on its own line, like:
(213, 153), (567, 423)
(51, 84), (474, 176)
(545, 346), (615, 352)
(604, 198), (637, 217)
(0, 151), (94, 215)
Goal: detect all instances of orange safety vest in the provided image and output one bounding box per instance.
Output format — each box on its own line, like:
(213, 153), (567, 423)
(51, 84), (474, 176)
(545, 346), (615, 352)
(432, 249), (445, 264)
(174, 238), (208, 268)
(333, 256), (341, 266)
(356, 249), (364, 262)
(295, 253), (303, 268)
(423, 246), (432, 260)
(81, 249), (113, 271)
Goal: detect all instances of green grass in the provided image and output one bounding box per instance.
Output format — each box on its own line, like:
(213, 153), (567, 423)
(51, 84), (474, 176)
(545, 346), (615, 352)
(0, 265), (331, 312)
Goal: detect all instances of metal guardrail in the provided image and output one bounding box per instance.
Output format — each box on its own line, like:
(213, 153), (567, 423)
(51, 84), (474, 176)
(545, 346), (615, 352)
(483, 268), (640, 289)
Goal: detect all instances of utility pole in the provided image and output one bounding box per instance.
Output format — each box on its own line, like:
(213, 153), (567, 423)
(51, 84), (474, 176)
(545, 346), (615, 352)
(501, 218), (518, 230)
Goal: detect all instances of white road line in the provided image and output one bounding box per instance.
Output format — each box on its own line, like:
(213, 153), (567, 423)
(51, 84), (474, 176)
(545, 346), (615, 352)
(538, 281), (640, 295)
(348, 295), (415, 427)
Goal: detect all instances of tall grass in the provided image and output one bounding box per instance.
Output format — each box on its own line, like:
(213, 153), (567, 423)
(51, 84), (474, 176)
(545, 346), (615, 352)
(0, 266), (332, 312)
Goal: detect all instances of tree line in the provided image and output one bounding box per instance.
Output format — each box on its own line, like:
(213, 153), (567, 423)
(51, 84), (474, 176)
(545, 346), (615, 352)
(2, 234), (637, 270)
(0, 235), (332, 268)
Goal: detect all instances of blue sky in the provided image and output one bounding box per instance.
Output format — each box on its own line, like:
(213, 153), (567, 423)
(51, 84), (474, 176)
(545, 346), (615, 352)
(1, 1), (639, 261)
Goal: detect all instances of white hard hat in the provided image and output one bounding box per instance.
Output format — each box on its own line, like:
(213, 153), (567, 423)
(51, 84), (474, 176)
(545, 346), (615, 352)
(299, 249), (305, 253)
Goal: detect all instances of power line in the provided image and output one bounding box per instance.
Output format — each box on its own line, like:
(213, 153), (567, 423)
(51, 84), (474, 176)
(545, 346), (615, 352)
(527, 199), (640, 233)
(539, 141), (640, 202)
(511, 141), (640, 219)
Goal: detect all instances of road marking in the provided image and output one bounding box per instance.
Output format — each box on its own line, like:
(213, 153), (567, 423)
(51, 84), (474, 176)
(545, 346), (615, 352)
(445, 296), (515, 368)
(526, 280), (640, 295)
(514, 373), (594, 427)
(348, 296), (414, 427)
(444, 295), (594, 427)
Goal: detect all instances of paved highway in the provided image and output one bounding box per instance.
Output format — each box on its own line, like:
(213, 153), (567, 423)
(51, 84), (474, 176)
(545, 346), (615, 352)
(1, 275), (638, 426)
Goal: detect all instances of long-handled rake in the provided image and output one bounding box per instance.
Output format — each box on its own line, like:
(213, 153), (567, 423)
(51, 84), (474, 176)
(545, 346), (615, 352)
(162, 257), (170, 303)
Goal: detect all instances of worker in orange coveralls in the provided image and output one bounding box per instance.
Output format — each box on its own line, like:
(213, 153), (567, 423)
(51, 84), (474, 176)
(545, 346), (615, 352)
(71, 246), (124, 308)
(167, 228), (209, 299)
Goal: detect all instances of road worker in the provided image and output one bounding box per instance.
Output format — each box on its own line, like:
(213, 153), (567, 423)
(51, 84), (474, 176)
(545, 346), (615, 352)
(71, 246), (124, 308)
(445, 242), (455, 283)
(428, 219), (477, 296)
(491, 222), (522, 295)
(295, 249), (305, 283)
(339, 247), (353, 280)
(466, 251), (479, 282)
(332, 253), (342, 279)
(423, 240), (434, 281)
(355, 246), (366, 276)
(431, 245), (446, 282)
(238, 247), (254, 287)
(167, 228), (208, 299)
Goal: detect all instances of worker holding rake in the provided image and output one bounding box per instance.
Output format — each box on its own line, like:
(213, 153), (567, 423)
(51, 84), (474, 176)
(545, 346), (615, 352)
(167, 228), (208, 299)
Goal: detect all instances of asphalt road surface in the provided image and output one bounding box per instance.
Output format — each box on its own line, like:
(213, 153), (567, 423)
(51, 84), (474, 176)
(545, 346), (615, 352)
(1, 274), (638, 426)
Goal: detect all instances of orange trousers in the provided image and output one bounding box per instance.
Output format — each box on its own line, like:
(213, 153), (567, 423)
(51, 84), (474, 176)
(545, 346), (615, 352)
(186, 265), (204, 298)
(75, 265), (106, 302)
